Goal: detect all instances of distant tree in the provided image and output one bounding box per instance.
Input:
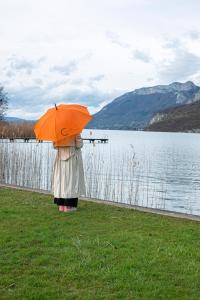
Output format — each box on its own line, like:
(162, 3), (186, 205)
(0, 86), (8, 121)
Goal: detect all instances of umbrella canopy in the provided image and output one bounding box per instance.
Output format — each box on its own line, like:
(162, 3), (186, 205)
(34, 104), (92, 142)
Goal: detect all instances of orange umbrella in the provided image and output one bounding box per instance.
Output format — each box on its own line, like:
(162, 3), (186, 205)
(34, 104), (92, 142)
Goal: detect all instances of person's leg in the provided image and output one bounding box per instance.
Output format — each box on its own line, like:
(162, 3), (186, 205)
(63, 198), (78, 212)
(69, 198), (78, 210)
(69, 198), (78, 211)
(59, 205), (64, 212)
(63, 206), (71, 212)
(54, 198), (64, 212)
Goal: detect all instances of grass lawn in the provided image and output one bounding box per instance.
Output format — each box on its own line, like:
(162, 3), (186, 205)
(0, 188), (200, 300)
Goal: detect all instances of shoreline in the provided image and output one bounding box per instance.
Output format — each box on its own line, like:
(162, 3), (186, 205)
(1, 182), (200, 222)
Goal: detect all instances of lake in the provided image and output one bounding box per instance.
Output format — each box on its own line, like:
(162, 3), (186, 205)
(1, 129), (200, 215)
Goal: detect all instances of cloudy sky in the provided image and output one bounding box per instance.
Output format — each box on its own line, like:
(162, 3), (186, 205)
(1, 0), (200, 119)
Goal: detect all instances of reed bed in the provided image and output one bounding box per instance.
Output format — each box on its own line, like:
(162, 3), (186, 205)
(0, 140), (54, 190)
(0, 122), (35, 139)
(0, 139), (195, 214)
(0, 140), (144, 205)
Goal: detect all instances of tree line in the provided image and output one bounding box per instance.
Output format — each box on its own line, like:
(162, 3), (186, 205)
(0, 86), (35, 139)
(0, 86), (8, 122)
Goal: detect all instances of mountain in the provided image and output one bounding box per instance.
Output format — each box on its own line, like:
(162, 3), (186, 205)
(4, 117), (36, 123)
(145, 100), (200, 132)
(87, 81), (200, 130)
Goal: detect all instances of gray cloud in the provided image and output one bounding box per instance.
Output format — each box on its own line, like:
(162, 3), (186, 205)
(132, 50), (152, 63)
(188, 30), (200, 40)
(7, 56), (44, 75)
(69, 74), (105, 88)
(164, 38), (181, 49)
(50, 61), (78, 76)
(60, 89), (109, 107)
(34, 78), (43, 85)
(50, 55), (92, 76)
(106, 31), (130, 48)
(6, 70), (15, 78)
(6, 81), (116, 119)
(158, 40), (200, 82)
(8, 86), (46, 113)
(89, 74), (105, 81)
(86, 74), (105, 88)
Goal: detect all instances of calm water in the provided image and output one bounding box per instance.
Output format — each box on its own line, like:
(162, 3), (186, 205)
(1, 129), (200, 215)
(83, 130), (200, 215)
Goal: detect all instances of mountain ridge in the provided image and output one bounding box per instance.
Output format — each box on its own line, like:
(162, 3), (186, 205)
(86, 81), (200, 130)
(145, 100), (200, 132)
(4, 117), (36, 123)
(4, 81), (200, 131)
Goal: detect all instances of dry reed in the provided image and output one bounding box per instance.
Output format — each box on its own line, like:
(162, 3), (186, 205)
(0, 122), (35, 139)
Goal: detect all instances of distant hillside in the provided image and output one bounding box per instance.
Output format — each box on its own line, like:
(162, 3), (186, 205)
(145, 101), (200, 132)
(86, 81), (200, 130)
(4, 117), (36, 123)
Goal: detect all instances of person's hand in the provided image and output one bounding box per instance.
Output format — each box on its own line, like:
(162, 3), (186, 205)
(75, 134), (83, 149)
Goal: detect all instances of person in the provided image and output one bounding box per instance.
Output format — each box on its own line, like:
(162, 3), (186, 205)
(52, 133), (86, 212)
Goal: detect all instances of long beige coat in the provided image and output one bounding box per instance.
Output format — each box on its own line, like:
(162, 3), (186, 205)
(51, 134), (86, 198)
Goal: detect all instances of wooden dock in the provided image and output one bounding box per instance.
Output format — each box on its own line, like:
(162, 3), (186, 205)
(0, 137), (109, 143)
(83, 138), (108, 143)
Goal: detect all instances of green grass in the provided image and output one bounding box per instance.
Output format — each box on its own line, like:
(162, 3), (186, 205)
(0, 188), (200, 300)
